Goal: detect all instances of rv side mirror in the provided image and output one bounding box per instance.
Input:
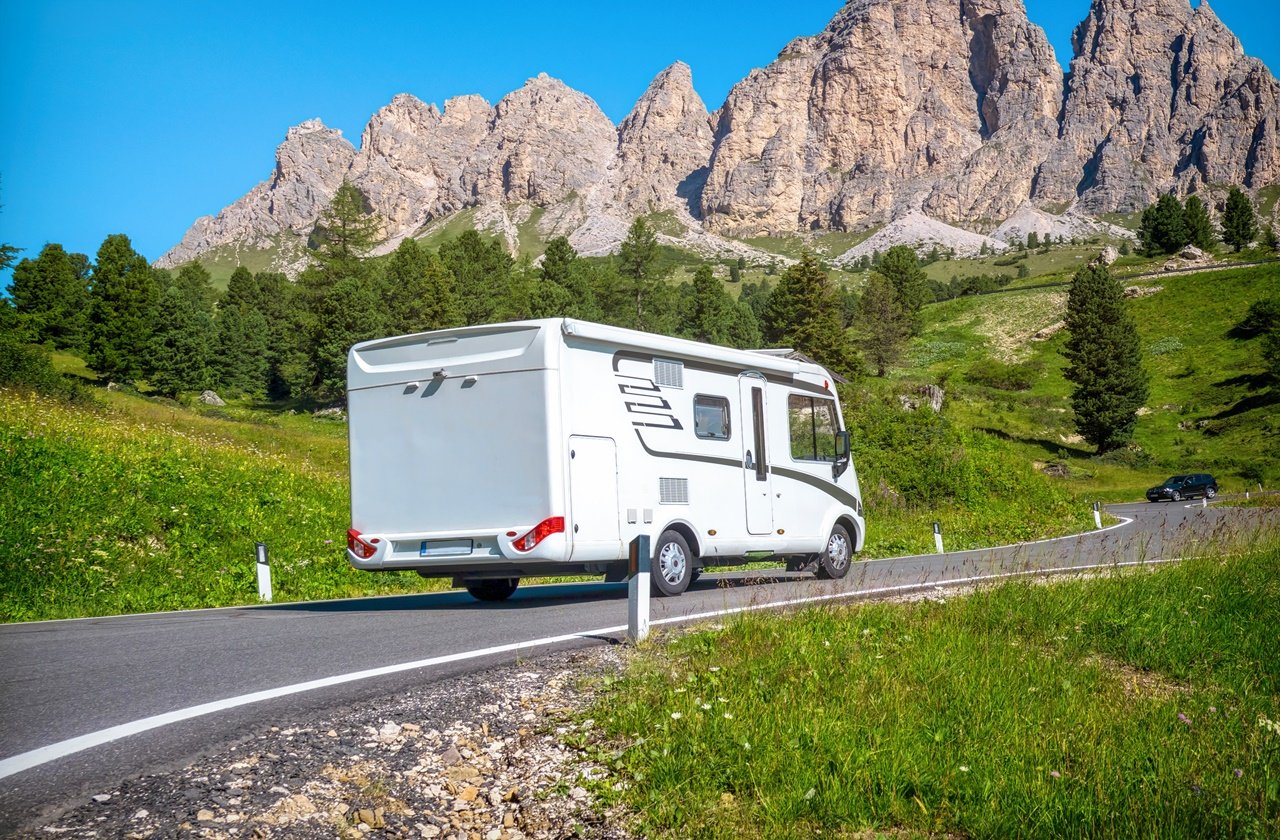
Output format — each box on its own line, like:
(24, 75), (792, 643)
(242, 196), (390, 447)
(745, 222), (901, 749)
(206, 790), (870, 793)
(833, 430), (851, 480)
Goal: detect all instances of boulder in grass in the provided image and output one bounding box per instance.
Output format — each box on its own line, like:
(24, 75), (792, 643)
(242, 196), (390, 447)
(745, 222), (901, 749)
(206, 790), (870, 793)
(199, 390), (226, 406)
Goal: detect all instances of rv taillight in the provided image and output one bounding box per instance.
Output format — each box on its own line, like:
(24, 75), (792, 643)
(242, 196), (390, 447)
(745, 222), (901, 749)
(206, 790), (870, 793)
(347, 528), (379, 559)
(511, 517), (565, 552)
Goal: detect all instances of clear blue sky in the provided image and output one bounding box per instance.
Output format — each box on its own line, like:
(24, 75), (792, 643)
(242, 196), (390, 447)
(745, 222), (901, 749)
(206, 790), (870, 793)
(1, 0), (1276, 275)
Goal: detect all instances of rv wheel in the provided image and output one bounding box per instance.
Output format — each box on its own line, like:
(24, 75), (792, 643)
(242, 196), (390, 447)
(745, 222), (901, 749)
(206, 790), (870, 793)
(652, 530), (693, 597)
(465, 578), (520, 602)
(815, 524), (853, 580)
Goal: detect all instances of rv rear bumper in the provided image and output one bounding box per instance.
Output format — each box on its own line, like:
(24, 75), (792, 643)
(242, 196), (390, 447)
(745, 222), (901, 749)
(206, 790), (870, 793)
(345, 527), (570, 571)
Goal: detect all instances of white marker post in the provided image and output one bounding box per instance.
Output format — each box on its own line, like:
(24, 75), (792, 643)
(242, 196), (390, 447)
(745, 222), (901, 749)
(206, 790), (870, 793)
(627, 535), (650, 643)
(1093, 501), (1102, 530)
(255, 542), (272, 602)
(933, 522), (944, 554)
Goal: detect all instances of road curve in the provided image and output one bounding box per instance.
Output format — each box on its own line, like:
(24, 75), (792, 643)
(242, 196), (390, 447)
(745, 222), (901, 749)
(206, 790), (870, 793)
(0, 500), (1273, 831)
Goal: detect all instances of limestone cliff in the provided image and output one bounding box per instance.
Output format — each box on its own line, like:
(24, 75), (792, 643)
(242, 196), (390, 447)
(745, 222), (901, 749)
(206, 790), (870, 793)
(158, 0), (1279, 271)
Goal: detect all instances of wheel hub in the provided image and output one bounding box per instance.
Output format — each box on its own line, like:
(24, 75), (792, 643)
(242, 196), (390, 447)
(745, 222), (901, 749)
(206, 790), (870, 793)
(658, 543), (687, 584)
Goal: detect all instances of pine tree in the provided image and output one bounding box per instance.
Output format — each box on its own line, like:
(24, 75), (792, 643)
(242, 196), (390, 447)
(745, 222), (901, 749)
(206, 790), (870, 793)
(618, 218), (675, 332)
(439, 230), (514, 325)
(1062, 264), (1149, 452)
(686, 265), (737, 345)
(9, 243), (90, 349)
(877, 245), (930, 332)
(1261, 224), (1279, 254)
(855, 272), (912, 377)
(86, 234), (159, 383)
(1138, 194), (1188, 255)
(1027, 231), (1039, 250)
(1221, 186), (1257, 252)
(215, 305), (270, 397)
(1182, 194), (1215, 250)
(310, 277), (385, 403)
(311, 180), (380, 274)
(763, 254), (861, 378)
(149, 285), (216, 396)
(537, 236), (598, 320)
(383, 239), (463, 333)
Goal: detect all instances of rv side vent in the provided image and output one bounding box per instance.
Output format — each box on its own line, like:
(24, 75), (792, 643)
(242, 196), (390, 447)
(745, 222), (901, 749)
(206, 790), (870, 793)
(659, 477), (689, 505)
(654, 359), (684, 389)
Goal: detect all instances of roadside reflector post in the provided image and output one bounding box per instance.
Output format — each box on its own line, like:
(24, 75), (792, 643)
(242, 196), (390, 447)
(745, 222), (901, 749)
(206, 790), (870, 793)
(1202, 495), (1207, 508)
(933, 522), (944, 555)
(627, 535), (651, 643)
(1093, 501), (1102, 530)
(255, 542), (272, 602)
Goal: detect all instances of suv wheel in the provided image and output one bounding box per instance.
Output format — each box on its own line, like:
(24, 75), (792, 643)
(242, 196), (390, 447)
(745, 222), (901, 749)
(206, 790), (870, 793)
(1171, 491), (1182, 502)
(1206, 486), (1217, 499)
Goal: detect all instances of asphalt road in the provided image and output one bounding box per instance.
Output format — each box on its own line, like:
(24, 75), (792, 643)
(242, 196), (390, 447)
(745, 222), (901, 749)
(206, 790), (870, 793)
(0, 499), (1272, 831)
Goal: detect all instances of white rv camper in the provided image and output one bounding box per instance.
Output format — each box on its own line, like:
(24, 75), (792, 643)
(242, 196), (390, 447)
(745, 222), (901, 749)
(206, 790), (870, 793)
(345, 319), (864, 601)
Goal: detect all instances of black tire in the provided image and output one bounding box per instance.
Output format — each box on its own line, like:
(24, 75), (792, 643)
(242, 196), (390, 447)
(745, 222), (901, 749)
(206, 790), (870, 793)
(465, 578), (519, 602)
(815, 524), (854, 580)
(1206, 486), (1217, 499)
(651, 530), (693, 597)
(1171, 491), (1182, 502)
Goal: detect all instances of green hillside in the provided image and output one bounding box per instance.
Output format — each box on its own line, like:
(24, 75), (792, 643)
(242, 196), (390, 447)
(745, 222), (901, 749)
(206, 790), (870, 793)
(899, 263), (1280, 497)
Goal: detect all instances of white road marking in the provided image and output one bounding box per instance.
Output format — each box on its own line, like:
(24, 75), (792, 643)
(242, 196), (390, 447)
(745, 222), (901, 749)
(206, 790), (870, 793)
(0, 517), (1152, 781)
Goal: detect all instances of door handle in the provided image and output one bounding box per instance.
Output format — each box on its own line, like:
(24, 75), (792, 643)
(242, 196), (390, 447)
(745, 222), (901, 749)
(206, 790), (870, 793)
(744, 450), (754, 470)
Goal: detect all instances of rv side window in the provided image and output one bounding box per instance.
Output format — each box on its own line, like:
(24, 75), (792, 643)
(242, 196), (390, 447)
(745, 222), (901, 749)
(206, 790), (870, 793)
(693, 395), (731, 440)
(788, 394), (840, 461)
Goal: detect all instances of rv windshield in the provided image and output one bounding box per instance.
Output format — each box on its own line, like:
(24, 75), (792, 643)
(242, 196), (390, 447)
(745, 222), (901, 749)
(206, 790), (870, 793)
(788, 394), (840, 462)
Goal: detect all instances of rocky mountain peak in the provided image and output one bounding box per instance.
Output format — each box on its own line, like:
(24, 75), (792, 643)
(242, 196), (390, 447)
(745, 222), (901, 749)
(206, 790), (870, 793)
(1034, 0), (1278, 211)
(463, 74), (617, 206)
(159, 0), (1278, 272)
(614, 61), (714, 214)
(701, 0), (1063, 235)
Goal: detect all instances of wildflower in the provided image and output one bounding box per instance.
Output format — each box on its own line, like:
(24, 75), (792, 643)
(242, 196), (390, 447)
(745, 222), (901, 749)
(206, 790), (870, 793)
(1177, 713), (1191, 726)
(959, 766), (969, 773)
(708, 666), (720, 672)
(1258, 716), (1280, 735)
(1233, 768), (1244, 779)
(324, 539), (333, 544)
(724, 713), (733, 720)
(670, 712), (682, 720)
(1050, 771), (1061, 779)
(742, 740), (751, 751)
(674, 688), (686, 694)
(1208, 706), (1217, 714)
(823, 640), (831, 647)
(700, 703), (712, 711)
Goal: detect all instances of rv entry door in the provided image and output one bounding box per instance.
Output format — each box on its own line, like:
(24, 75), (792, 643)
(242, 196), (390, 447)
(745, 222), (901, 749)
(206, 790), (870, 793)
(739, 374), (774, 535)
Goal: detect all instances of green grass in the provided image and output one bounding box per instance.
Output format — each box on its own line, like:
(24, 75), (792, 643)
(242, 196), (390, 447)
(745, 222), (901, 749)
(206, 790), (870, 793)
(590, 537), (1280, 839)
(516, 205), (548, 257)
(414, 208), (485, 252)
(0, 388), (439, 622)
(183, 235), (308, 288)
(904, 264), (1280, 499)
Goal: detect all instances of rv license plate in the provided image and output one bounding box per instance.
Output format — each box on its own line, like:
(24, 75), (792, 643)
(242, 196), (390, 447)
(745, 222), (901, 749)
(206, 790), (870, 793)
(420, 539), (473, 558)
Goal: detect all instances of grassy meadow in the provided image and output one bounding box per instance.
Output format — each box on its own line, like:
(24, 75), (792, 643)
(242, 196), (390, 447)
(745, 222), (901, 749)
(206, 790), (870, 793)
(901, 263), (1280, 499)
(588, 535), (1280, 839)
(0, 388), (437, 622)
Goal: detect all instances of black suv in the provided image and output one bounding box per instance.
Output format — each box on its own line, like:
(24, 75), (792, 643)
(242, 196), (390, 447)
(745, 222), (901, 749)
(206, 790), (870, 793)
(1146, 474), (1218, 502)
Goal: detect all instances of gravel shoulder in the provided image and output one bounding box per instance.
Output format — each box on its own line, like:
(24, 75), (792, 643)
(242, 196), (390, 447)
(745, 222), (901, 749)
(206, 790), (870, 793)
(17, 646), (638, 840)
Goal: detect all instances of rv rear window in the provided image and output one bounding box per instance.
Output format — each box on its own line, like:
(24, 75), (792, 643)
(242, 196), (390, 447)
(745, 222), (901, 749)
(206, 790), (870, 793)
(693, 395), (731, 440)
(788, 394), (839, 461)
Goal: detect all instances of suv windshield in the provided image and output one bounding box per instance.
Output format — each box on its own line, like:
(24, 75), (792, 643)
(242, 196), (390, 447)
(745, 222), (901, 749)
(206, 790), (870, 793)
(1162, 476), (1188, 486)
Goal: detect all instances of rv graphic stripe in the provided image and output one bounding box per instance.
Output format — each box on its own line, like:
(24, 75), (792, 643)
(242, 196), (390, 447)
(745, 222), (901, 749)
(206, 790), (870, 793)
(632, 431), (861, 510)
(632, 430), (742, 470)
(611, 350), (832, 396)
